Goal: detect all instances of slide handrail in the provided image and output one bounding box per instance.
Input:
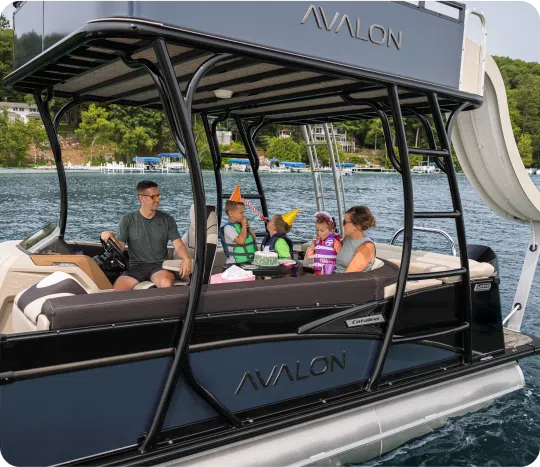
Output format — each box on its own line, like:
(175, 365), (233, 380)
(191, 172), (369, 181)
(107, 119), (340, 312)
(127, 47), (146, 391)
(459, 9), (488, 96)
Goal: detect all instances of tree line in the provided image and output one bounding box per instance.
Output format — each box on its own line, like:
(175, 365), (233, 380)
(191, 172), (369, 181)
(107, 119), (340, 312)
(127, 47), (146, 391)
(1, 14), (540, 168)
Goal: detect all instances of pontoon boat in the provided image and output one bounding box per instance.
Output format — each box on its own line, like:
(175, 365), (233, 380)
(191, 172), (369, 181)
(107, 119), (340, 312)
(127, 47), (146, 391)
(1, 2), (539, 466)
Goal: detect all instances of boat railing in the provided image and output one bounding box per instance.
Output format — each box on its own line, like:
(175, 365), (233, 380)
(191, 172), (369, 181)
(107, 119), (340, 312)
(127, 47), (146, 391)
(391, 226), (458, 256)
(459, 8), (488, 96)
(414, 1), (466, 22)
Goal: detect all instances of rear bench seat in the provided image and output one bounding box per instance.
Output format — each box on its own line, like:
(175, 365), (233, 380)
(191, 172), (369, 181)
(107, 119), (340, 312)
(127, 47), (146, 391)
(374, 243), (495, 282)
(13, 261), (399, 332)
(299, 242), (495, 298)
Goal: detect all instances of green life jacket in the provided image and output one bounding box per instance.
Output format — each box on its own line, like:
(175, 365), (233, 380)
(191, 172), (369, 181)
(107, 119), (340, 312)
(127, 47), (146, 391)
(220, 222), (257, 263)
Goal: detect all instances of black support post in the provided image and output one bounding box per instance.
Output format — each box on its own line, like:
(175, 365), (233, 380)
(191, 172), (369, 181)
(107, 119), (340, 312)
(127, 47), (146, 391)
(429, 94), (473, 364)
(403, 107), (447, 173)
(202, 112), (227, 224)
(135, 40), (242, 453)
(34, 87), (69, 238)
(340, 94), (401, 172)
(53, 98), (79, 132)
(234, 117), (269, 217)
(365, 85), (414, 390)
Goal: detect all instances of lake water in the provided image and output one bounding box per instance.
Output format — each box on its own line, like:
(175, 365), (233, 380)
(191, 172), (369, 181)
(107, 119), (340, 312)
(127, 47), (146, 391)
(1, 169), (539, 466)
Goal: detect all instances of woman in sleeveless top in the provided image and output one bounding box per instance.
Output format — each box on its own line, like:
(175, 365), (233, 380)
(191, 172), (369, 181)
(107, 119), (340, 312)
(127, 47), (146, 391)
(335, 206), (377, 273)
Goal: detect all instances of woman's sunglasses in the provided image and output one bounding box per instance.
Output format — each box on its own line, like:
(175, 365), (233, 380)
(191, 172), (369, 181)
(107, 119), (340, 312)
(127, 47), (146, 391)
(140, 194), (162, 201)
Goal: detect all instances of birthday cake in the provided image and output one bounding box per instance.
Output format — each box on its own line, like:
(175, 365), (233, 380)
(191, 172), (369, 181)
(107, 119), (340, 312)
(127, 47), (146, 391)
(253, 251), (279, 267)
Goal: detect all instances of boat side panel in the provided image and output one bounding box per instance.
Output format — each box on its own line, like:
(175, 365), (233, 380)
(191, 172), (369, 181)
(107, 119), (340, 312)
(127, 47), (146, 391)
(0, 357), (218, 466)
(0, 338), (457, 465)
(14, 1), (463, 88)
(470, 280), (505, 354)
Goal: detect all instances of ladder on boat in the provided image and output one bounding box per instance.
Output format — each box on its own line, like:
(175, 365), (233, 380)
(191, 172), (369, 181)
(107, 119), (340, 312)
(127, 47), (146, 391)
(302, 123), (347, 234)
(352, 89), (473, 390)
(202, 114), (269, 236)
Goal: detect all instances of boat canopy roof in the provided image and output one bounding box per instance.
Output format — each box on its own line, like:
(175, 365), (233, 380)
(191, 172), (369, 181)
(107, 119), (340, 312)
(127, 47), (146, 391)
(4, 1), (482, 125)
(340, 163), (356, 167)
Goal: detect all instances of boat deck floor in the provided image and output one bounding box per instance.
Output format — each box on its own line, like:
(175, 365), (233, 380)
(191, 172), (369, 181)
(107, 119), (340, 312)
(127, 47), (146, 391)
(504, 328), (534, 348)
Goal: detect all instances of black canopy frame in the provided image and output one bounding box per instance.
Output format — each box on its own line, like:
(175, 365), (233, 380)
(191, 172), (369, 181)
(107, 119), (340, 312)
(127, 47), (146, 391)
(4, 17), (481, 458)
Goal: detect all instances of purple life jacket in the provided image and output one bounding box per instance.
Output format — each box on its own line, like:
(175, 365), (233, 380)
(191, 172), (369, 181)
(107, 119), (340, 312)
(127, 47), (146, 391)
(312, 234), (340, 275)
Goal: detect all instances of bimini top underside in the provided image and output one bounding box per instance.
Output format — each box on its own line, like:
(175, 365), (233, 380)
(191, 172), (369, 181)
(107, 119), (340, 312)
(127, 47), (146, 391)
(4, 16), (483, 124)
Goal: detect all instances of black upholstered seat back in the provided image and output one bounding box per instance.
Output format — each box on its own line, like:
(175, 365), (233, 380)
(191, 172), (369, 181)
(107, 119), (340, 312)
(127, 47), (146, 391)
(40, 262), (399, 330)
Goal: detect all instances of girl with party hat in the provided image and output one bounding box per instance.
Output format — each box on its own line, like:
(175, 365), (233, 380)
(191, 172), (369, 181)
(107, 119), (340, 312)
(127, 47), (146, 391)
(305, 212), (342, 275)
(219, 185), (257, 264)
(261, 208), (299, 259)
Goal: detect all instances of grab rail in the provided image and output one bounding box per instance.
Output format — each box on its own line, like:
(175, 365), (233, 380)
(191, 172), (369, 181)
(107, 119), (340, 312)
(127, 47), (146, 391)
(391, 226), (458, 256)
(459, 8), (488, 96)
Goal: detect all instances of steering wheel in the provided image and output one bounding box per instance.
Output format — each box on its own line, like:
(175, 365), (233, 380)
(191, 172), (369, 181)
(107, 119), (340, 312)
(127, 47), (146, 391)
(98, 238), (128, 271)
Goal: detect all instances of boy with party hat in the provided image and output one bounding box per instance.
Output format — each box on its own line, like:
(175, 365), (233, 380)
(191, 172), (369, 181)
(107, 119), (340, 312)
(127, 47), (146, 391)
(219, 185), (258, 264)
(261, 208), (299, 259)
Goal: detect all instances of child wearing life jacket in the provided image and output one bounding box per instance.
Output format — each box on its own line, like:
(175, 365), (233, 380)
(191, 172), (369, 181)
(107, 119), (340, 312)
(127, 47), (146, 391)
(219, 185), (257, 264)
(261, 209), (299, 259)
(306, 212), (342, 275)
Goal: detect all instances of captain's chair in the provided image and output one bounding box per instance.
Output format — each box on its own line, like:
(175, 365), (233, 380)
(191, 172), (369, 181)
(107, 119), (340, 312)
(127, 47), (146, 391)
(134, 204), (218, 289)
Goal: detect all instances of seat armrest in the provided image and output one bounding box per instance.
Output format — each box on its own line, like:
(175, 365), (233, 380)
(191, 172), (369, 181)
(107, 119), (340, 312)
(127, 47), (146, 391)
(163, 259), (184, 272)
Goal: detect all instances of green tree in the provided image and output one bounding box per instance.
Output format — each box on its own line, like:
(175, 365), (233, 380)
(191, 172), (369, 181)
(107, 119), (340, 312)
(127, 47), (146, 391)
(192, 115), (214, 170)
(266, 137), (302, 162)
(106, 105), (170, 160)
(364, 119), (384, 150)
(518, 132), (534, 167)
(26, 118), (48, 166)
(0, 109), (30, 166)
(75, 104), (115, 164)
(0, 14), (25, 102)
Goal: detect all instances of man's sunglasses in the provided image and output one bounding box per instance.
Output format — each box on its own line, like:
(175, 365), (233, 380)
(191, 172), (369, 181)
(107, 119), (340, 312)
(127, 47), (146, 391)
(140, 194), (162, 201)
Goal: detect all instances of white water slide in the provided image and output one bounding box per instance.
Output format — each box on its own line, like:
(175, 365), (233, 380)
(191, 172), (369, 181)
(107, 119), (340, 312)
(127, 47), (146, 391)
(452, 21), (540, 332)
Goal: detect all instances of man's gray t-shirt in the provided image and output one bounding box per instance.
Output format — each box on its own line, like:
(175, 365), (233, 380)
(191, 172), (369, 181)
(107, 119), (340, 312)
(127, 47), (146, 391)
(117, 210), (181, 266)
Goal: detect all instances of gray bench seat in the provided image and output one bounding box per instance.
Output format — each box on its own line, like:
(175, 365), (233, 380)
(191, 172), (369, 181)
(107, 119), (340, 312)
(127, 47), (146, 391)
(17, 261), (399, 331)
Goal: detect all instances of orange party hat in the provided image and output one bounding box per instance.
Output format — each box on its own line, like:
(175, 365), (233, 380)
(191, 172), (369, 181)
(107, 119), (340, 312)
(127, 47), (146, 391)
(229, 184), (242, 202)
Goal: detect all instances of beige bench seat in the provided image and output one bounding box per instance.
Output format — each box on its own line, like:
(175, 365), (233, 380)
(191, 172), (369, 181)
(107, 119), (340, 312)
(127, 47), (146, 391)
(375, 243), (495, 283)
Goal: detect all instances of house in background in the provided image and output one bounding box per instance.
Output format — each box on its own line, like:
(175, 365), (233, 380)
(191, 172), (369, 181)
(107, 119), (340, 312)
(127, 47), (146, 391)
(310, 124), (356, 152)
(278, 128), (292, 138)
(0, 100), (41, 123)
(216, 129), (232, 145)
(277, 124), (356, 152)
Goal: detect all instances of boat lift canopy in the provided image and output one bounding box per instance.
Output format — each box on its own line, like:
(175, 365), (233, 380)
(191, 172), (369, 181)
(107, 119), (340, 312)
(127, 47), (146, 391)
(132, 157), (161, 163)
(158, 152), (184, 159)
(281, 162), (306, 168)
(226, 159), (250, 165)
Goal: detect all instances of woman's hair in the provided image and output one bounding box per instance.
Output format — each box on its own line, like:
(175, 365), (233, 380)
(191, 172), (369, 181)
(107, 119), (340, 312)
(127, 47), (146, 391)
(272, 214), (291, 234)
(346, 206), (376, 231)
(316, 214), (338, 234)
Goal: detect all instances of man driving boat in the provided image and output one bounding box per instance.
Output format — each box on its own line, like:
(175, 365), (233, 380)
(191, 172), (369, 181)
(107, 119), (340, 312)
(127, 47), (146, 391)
(101, 180), (192, 291)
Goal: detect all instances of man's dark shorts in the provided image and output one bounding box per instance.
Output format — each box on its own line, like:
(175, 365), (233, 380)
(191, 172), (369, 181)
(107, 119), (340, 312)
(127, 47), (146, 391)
(121, 263), (167, 282)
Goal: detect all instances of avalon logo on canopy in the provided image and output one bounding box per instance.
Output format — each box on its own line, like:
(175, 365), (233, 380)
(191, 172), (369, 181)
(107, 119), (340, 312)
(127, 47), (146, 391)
(300, 5), (402, 50)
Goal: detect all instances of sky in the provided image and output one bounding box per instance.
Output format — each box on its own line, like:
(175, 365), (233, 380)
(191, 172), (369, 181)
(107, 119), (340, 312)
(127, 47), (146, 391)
(1, 0), (539, 63)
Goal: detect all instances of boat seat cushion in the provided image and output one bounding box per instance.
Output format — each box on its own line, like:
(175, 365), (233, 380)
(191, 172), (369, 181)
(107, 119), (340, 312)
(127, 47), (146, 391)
(375, 243), (495, 282)
(37, 261), (399, 330)
(13, 271), (87, 325)
(383, 279), (442, 298)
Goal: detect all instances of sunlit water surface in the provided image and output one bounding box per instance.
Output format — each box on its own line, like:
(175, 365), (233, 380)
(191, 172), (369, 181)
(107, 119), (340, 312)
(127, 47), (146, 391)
(1, 169), (539, 466)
